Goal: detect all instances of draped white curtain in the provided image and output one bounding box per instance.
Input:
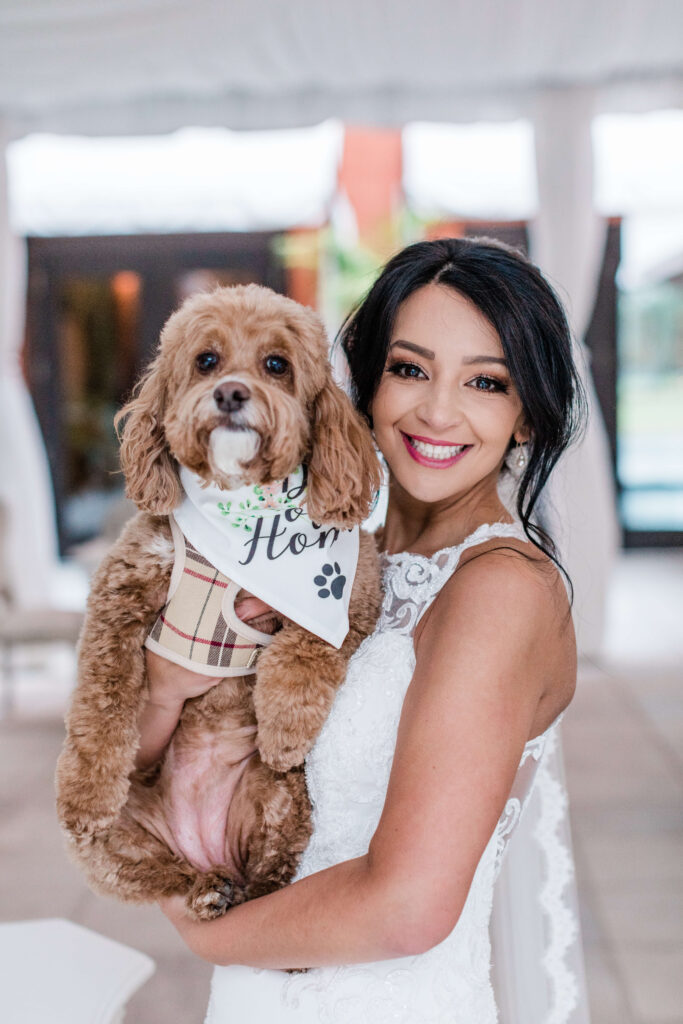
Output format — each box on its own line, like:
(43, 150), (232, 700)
(0, 118), (59, 607)
(529, 87), (620, 659)
(7, 124), (344, 237)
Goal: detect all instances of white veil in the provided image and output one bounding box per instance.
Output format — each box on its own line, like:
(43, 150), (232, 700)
(490, 727), (590, 1023)
(490, 474), (591, 1023)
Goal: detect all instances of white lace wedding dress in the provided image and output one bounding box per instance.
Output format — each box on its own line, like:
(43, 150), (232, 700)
(205, 522), (589, 1023)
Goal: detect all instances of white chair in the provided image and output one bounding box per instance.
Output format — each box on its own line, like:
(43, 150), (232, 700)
(0, 502), (84, 714)
(0, 918), (155, 1023)
(0, 604), (84, 714)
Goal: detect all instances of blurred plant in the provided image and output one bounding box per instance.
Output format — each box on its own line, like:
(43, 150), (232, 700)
(273, 204), (426, 332)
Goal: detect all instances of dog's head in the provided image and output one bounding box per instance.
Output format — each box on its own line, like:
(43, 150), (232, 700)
(115, 284), (381, 526)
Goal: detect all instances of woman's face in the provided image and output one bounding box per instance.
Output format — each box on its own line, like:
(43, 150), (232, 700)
(370, 283), (529, 506)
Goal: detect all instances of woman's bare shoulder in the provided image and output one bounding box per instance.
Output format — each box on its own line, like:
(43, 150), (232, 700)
(428, 534), (567, 619)
(413, 534), (576, 729)
(457, 534), (569, 610)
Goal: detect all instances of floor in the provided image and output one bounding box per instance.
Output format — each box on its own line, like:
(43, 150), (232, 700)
(0, 549), (681, 1023)
(565, 550), (683, 1024)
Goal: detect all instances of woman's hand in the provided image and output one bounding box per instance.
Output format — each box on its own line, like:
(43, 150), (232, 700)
(135, 652), (221, 770)
(158, 893), (188, 925)
(234, 591), (280, 635)
(145, 648), (220, 708)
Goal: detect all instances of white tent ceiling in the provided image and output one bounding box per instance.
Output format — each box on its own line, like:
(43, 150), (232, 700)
(0, 0), (682, 137)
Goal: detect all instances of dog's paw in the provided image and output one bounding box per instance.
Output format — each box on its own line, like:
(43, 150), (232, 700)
(187, 875), (236, 921)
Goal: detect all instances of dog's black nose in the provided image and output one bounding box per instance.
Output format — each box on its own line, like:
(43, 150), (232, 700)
(214, 381), (251, 413)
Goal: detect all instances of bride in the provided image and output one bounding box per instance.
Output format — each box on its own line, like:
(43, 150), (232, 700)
(149, 236), (590, 1022)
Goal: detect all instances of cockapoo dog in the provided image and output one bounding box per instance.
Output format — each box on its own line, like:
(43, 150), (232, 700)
(56, 284), (382, 919)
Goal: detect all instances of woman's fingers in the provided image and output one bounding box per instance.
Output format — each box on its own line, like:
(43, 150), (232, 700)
(145, 648), (220, 703)
(234, 592), (281, 634)
(158, 893), (190, 923)
(234, 595), (273, 622)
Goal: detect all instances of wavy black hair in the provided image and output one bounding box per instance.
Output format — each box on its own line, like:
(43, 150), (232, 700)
(338, 236), (587, 590)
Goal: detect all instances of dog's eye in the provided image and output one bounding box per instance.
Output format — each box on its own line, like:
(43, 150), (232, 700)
(195, 351), (219, 373)
(264, 355), (289, 376)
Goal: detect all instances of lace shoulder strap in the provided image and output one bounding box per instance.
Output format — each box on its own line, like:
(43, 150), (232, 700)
(378, 521), (529, 636)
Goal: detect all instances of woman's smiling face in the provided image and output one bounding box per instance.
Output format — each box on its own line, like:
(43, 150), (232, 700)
(370, 283), (529, 505)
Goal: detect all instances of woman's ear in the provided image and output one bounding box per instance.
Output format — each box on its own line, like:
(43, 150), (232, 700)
(306, 375), (382, 528)
(114, 359), (181, 515)
(513, 415), (532, 445)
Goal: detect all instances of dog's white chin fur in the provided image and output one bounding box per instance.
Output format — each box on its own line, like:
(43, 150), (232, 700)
(208, 426), (260, 487)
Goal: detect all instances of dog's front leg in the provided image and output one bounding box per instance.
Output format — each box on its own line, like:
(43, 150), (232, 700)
(252, 624), (347, 772)
(253, 532), (382, 772)
(56, 513), (173, 841)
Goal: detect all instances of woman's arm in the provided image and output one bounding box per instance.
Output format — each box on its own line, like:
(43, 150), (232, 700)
(134, 651), (220, 768)
(161, 551), (573, 968)
(162, 852), (412, 968)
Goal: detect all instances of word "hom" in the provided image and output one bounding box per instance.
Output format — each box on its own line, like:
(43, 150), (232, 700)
(238, 507), (342, 565)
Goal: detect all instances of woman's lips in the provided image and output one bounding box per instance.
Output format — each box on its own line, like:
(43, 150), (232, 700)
(401, 432), (472, 468)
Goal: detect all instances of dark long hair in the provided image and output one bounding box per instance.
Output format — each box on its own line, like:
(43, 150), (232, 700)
(338, 236), (587, 589)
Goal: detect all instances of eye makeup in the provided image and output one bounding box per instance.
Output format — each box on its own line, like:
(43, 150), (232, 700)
(466, 374), (511, 394)
(385, 359), (511, 395)
(385, 359), (426, 379)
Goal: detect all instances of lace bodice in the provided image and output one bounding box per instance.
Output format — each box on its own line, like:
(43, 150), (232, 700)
(376, 520), (536, 633)
(272, 521), (562, 1023)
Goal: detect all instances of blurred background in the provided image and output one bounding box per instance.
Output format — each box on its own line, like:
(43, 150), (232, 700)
(0, 2), (681, 1022)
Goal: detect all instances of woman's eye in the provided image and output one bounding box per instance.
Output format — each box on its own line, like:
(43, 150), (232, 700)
(468, 375), (509, 394)
(387, 361), (425, 379)
(264, 354), (289, 376)
(195, 351), (219, 373)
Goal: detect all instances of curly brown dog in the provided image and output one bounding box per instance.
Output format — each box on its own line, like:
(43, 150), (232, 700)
(55, 284), (382, 920)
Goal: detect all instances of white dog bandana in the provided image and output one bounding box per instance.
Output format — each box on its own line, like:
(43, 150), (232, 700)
(172, 465), (359, 649)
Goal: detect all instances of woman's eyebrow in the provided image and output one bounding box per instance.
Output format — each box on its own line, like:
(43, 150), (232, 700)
(461, 355), (508, 366)
(389, 340), (435, 359)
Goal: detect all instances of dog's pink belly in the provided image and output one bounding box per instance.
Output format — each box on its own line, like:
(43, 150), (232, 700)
(158, 724), (258, 877)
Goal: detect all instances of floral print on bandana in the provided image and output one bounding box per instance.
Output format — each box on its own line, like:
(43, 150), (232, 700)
(217, 482), (305, 532)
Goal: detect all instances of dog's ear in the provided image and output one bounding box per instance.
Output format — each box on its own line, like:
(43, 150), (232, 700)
(305, 374), (381, 527)
(114, 358), (181, 515)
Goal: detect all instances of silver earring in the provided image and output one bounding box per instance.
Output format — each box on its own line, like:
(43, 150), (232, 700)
(504, 440), (528, 479)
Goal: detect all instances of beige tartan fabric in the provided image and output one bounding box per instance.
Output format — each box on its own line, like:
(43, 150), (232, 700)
(145, 537), (272, 677)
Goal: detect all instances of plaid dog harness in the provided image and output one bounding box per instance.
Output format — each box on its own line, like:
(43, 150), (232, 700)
(145, 517), (274, 677)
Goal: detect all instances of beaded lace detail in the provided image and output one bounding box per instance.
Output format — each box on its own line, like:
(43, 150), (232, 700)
(377, 521), (535, 634)
(534, 728), (581, 1022)
(274, 521), (564, 1023)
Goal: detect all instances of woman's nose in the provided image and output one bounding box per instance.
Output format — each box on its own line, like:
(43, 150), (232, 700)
(415, 385), (463, 432)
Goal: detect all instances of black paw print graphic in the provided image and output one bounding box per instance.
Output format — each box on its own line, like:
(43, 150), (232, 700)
(314, 562), (346, 600)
